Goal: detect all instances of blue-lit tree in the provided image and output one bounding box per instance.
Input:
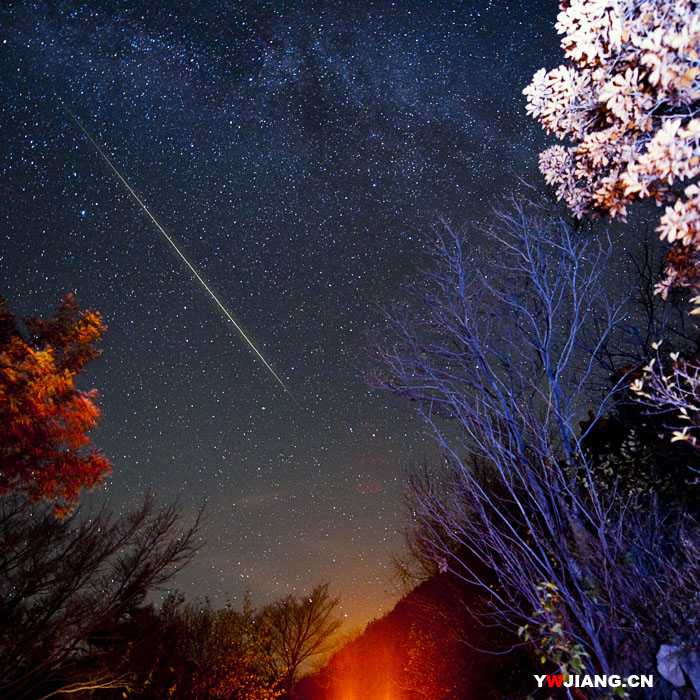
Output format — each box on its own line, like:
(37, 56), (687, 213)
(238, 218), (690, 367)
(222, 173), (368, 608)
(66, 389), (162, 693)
(372, 199), (700, 695)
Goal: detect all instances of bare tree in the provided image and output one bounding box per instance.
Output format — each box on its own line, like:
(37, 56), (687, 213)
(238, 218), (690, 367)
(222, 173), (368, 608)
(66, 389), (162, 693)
(266, 582), (343, 699)
(371, 199), (700, 696)
(0, 493), (203, 700)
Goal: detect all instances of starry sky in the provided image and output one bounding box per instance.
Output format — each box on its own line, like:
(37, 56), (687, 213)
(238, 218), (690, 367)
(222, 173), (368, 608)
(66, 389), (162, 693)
(0, 0), (560, 627)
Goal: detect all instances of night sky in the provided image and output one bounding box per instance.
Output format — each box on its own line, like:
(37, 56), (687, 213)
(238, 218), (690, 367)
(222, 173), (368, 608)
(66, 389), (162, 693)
(1, 0), (560, 627)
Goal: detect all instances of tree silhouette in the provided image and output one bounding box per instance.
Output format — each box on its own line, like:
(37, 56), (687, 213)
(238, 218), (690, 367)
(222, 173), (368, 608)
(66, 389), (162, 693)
(266, 582), (343, 700)
(0, 493), (202, 700)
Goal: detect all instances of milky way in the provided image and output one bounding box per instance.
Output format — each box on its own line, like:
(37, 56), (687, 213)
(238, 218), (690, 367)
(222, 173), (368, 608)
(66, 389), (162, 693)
(1, 0), (559, 626)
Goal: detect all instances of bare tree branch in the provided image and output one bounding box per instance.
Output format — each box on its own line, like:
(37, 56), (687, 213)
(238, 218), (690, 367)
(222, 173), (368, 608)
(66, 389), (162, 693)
(266, 582), (343, 700)
(0, 493), (203, 700)
(370, 199), (700, 694)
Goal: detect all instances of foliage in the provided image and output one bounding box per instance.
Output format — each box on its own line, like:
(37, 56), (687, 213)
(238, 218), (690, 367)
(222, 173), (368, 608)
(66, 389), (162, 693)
(0, 493), (202, 700)
(102, 595), (282, 700)
(518, 583), (589, 677)
(582, 350), (700, 516)
(191, 600), (281, 700)
(399, 585), (496, 700)
(631, 341), (700, 457)
(519, 584), (628, 699)
(0, 294), (110, 516)
(91, 594), (215, 700)
(524, 0), (700, 299)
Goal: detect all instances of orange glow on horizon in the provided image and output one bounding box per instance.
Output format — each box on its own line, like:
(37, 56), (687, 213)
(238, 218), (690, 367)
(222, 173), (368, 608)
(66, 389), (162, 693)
(329, 634), (399, 700)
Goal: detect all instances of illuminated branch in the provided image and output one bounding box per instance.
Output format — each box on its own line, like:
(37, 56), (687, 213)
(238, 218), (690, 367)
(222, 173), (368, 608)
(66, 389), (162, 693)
(371, 199), (700, 693)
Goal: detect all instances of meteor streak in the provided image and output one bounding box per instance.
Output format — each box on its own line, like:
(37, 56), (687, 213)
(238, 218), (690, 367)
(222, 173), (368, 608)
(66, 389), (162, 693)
(60, 100), (296, 403)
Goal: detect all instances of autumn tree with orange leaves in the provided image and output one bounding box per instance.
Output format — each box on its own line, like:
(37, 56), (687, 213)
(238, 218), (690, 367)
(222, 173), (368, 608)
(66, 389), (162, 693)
(192, 601), (281, 700)
(0, 294), (111, 516)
